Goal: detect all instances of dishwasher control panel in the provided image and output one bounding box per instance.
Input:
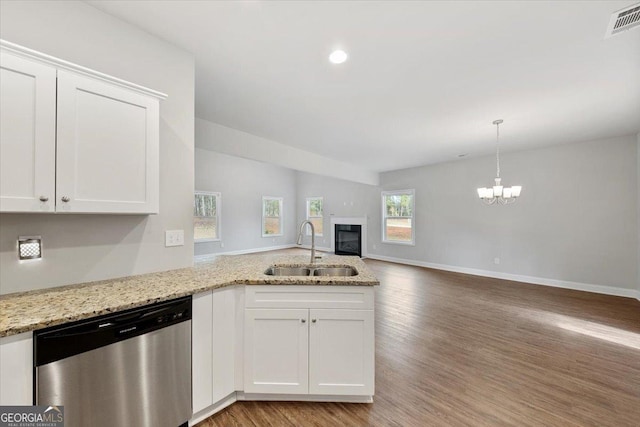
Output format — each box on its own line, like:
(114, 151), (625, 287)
(34, 296), (192, 367)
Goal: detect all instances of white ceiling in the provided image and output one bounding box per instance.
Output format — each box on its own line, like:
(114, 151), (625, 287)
(87, 1), (640, 172)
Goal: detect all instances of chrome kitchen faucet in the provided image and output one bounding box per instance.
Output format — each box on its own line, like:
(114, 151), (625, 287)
(296, 220), (316, 264)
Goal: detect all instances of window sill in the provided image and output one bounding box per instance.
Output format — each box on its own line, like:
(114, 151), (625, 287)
(195, 238), (221, 243)
(381, 240), (415, 246)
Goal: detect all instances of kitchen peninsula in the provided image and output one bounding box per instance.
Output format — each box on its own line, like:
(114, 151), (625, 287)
(0, 253), (378, 424)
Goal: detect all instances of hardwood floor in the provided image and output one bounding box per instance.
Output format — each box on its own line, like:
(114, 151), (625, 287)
(197, 256), (640, 427)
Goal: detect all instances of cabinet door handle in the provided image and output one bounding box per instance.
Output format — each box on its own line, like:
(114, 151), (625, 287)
(301, 319), (306, 323)
(39, 196), (49, 202)
(61, 196), (70, 203)
(312, 319), (317, 323)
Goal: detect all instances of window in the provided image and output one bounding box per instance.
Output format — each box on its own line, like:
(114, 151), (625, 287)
(382, 189), (414, 245)
(262, 196), (283, 237)
(194, 191), (220, 241)
(306, 197), (323, 236)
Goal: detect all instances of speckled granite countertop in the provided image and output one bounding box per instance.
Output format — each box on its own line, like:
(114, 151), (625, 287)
(0, 253), (378, 338)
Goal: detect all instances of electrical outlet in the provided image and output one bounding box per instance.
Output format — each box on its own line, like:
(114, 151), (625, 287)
(373, 244), (377, 250)
(494, 257), (500, 265)
(165, 230), (184, 247)
(220, 242), (224, 248)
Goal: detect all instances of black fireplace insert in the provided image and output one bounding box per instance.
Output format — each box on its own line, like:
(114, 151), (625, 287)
(335, 224), (362, 257)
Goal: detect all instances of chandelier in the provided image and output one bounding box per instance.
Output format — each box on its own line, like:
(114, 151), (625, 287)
(477, 119), (522, 205)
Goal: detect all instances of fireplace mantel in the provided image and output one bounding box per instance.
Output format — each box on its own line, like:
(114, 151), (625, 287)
(330, 216), (367, 257)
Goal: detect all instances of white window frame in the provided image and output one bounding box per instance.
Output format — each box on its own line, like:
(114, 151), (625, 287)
(194, 191), (221, 242)
(305, 197), (323, 236)
(262, 196), (284, 237)
(381, 189), (415, 246)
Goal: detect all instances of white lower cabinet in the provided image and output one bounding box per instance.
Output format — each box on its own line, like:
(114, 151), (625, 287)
(211, 288), (237, 403)
(243, 286), (375, 397)
(192, 291), (214, 413)
(309, 309), (375, 396)
(0, 284), (374, 426)
(0, 332), (33, 405)
(243, 308), (309, 394)
(192, 287), (238, 416)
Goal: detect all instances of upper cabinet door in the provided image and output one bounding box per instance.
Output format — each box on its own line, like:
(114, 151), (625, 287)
(56, 70), (159, 214)
(0, 52), (56, 212)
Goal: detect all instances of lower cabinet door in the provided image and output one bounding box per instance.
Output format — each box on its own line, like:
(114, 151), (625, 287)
(244, 309), (309, 394)
(211, 287), (236, 402)
(309, 309), (375, 396)
(0, 332), (33, 405)
(192, 291), (213, 413)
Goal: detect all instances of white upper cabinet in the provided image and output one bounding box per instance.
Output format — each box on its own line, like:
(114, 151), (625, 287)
(0, 52), (56, 212)
(56, 70), (159, 213)
(0, 40), (166, 214)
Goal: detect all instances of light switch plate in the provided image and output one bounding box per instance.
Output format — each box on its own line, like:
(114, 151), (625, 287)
(165, 230), (184, 247)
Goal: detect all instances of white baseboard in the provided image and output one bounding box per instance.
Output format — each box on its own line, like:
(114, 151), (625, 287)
(194, 244), (297, 263)
(189, 391), (372, 425)
(237, 392), (373, 403)
(366, 253), (640, 300)
(189, 392), (237, 426)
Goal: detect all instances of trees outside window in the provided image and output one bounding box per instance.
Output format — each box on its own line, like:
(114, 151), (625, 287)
(262, 196), (283, 236)
(194, 191), (220, 241)
(306, 197), (323, 236)
(382, 190), (414, 245)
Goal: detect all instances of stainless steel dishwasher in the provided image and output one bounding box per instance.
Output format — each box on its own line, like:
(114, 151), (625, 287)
(34, 296), (192, 427)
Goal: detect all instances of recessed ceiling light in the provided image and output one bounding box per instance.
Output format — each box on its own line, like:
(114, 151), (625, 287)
(329, 50), (348, 64)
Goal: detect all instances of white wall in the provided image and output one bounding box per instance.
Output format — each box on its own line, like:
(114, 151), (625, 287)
(194, 149), (297, 256)
(0, 1), (195, 294)
(373, 135), (638, 295)
(199, 133), (638, 297)
(295, 172), (380, 251)
(196, 118), (379, 186)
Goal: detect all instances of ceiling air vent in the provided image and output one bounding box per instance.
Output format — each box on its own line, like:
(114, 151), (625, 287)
(605, 3), (640, 38)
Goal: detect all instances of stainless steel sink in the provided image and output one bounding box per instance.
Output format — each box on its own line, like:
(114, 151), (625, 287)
(264, 265), (358, 277)
(264, 266), (311, 276)
(313, 267), (358, 277)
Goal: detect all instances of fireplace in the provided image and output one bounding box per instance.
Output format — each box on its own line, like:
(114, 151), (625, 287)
(334, 224), (362, 257)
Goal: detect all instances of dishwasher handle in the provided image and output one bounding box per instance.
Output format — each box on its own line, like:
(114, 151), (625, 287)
(43, 305), (176, 340)
(39, 322), (139, 340)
